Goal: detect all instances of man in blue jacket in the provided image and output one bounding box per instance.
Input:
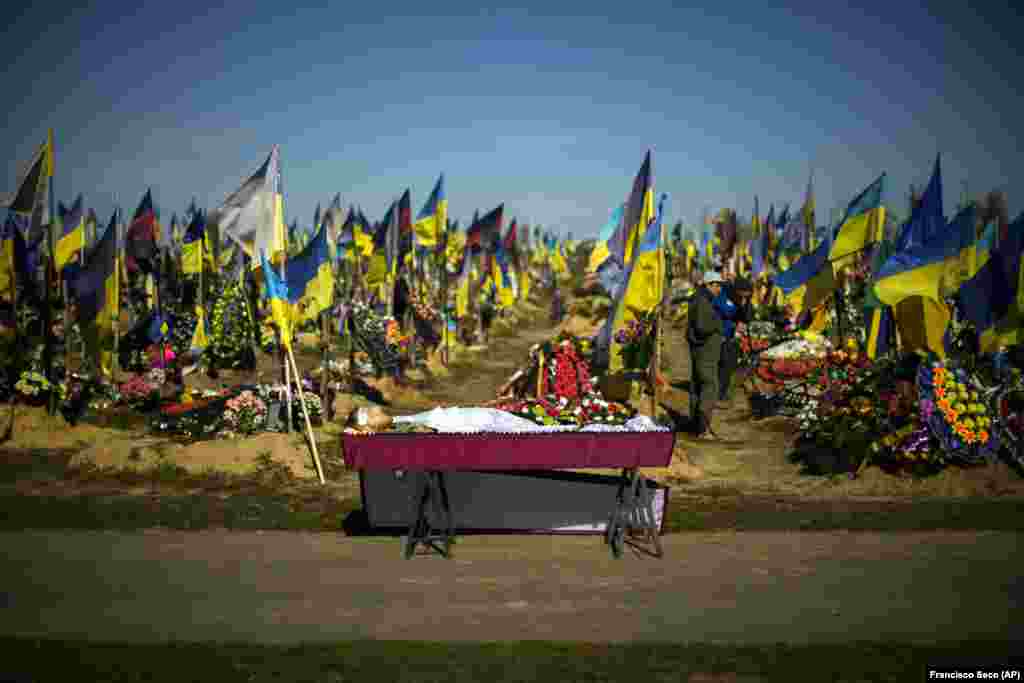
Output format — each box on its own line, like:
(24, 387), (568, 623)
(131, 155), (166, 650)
(713, 275), (753, 404)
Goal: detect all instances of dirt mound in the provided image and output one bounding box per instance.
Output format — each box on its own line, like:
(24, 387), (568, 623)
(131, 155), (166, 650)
(842, 463), (1024, 497)
(66, 430), (324, 479)
(559, 314), (600, 338)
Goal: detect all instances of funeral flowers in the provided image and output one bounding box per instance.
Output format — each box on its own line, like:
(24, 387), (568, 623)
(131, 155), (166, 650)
(222, 390), (267, 436)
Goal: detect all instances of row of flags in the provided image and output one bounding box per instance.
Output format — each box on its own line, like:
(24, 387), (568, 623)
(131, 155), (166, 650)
(2, 136), (555, 376)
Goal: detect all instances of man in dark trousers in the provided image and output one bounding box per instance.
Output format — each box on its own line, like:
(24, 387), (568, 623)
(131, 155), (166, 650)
(686, 271), (727, 440)
(715, 275), (754, 404)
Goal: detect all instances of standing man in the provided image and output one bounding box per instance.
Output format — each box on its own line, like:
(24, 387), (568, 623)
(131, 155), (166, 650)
(686, 271), (727, 440)
(715, 275), (754, 405)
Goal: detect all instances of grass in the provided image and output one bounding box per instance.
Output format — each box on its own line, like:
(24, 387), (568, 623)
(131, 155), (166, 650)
(2, 445), (1023, 533)
(661, 496), (1024, 532)
(0, 638), (1017, 682)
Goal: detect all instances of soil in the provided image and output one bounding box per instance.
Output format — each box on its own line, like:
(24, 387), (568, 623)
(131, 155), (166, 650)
(1, 529), (1019, 644)
(3, 292), (1023, 501)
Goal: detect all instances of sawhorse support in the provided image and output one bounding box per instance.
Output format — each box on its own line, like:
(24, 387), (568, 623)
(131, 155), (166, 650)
(605, 467), (663, 559)
(402, 470), (455, 559)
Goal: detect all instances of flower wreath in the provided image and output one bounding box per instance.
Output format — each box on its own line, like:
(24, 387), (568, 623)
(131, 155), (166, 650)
(916, 358), (998, 461)
(494, 332), (636, 427)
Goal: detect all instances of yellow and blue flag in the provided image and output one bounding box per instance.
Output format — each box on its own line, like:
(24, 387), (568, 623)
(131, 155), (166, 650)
(7, 131), (54, 247)
(0, 214), (18, 299)
(874, 205), (976, 307)
(71, 209), (119, 336)
(829, 173), (887, 266)
(599, 193), (667, 372)
(588, 203), (624, 274)
(260, 251), (292, 349)
(607, 152), (653, 268)
(414, 174), (446, 248)
(772, 233), (835, 315)
(285, 222), (333, 323)
(55, 194), (85, 272)
(894, 156), (943, 252)
(862, 238), (896, 359)
(957, 213), (1024, 352)
(966, 220), (996, 280)
(181, 212), (206, 275)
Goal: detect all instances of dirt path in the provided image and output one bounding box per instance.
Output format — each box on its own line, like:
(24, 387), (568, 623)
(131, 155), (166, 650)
(1, 529), (1020, 644)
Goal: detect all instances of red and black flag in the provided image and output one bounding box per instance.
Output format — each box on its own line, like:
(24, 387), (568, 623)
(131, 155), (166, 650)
(126, 188), (160, 274)
(503, 218), (520, 268)
(465, 204), (504, 254)
(397, 189), (413, 265)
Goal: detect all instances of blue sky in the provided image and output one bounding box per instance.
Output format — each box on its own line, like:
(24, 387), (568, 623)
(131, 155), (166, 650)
(2, 0), (1021, 239)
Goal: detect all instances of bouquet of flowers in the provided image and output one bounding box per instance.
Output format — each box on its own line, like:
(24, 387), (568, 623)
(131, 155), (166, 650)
(118, 374), (159, 410)
(14, 370), (58, 405)
(991, 372), (1024, 468)
(385, 320), (412, 357)
(411, 298), (440, 323)
(612, 309), (657, 370)
(495, 332), (636, 427)
(222, 390), (267, 436)
(291, 392), (323, 425)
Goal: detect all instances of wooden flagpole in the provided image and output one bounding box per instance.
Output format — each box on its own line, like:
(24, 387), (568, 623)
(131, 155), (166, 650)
(286, 344), (325, 484)
(44, 134), (57, 416)
(112, 206), (121, 385)
(3, 211), (21, 442)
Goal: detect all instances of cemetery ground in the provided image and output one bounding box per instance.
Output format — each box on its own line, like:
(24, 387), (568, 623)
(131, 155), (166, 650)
(0, 294), (1020, 681)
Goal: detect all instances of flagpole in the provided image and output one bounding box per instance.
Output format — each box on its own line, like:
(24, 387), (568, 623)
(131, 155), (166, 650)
(441, 228), (449, 366)
(280, 204), (292, 434)
(44, 131), (57, 416)
(113, 206), (121, 385)
(3, 210), (21, 441)
(285, 344), (324, 484)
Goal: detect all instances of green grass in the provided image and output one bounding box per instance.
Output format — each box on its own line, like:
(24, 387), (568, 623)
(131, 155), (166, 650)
(2, 446), (1023, 534)
(661, 496), (1024, 532)
(0, 491), (359, 532)
(0, 638), (1016, 682)
(2, 487), (1023, 533)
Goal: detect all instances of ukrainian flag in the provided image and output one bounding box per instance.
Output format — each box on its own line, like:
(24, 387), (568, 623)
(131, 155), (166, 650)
(599, 193), (667, 372)
(453, 245), (475, 319)
(771, 236), (835, 315)
(260, 252), (292, 350)
(55, 195), (85, 272)
(863, 239), (896, 359)
(829, 173), (887, 266)
(605, 152), (653, 268)
(190, 305), (209, 354)
(894, 156), (944, 252)
(414, 174), (446, 249)
(873, 205), (976, 306)
(181, 212), (206, 274)
(957, 212), (1024, 352)
(493, 245), (516, 309)
(966, 220), (996, 280)
(71, 210), (120, 375)
(0, 214), (17, 300)
(286, 222), (334, 324)
(588, 203), (624, 274)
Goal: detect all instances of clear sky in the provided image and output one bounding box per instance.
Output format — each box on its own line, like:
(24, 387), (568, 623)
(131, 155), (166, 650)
(2, 0), (1021, 239)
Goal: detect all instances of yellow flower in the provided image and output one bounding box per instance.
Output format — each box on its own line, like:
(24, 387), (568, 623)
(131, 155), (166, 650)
(969, 391), (978, 401)
(962, 418), (975, 428)
(954, 403), (966, 413)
